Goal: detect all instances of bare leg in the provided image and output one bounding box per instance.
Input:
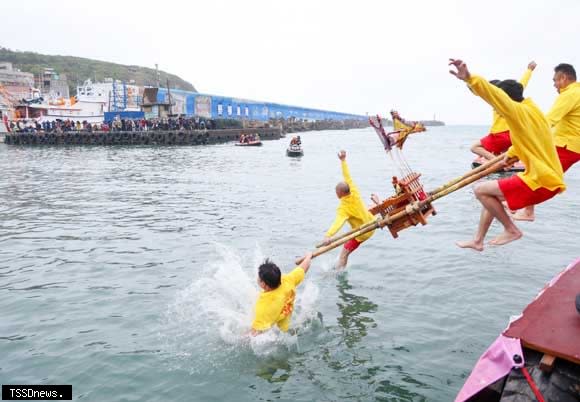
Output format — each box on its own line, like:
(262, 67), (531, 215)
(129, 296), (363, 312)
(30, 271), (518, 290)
(336, 247), (352, 270)
(471, 141), (496, 161)
(456, 207), (493, 251)
(457, 180), (522, 249)
(475, 181), (523, 245)
(512, 205), (535, 222)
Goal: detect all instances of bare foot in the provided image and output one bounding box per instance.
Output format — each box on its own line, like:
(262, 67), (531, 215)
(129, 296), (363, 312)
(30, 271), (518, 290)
(511, 210), (535, 222)
(488, 230), (523, 246)
(456, 240), (484, 251)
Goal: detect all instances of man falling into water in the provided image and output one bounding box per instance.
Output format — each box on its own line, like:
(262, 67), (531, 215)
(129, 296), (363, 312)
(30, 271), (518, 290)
(470, 61), (537, 161)
(449, 58), (565, 250)
(513, 63), (580, 222)
(250, 252), (313, 336)
(320, 150), (376, 269)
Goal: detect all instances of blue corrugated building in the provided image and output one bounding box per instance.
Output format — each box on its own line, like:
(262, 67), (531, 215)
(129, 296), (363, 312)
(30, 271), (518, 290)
(153, 88), (364, 121)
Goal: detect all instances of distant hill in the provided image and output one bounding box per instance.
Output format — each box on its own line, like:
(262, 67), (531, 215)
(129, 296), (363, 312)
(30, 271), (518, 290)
(0, 47), (196, 94)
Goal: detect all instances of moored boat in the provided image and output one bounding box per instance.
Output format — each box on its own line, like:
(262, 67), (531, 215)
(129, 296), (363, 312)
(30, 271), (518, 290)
(471, 155), (525, 172)
(456, 258), (580, 402)
(235, 140), (262, 146)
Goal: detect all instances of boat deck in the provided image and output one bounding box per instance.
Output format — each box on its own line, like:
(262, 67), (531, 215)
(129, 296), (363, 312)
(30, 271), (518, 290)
(503, 258), (580, 364)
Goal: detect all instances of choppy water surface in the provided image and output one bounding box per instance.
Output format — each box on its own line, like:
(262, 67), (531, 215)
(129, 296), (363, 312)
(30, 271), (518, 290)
(1, 127), (579, 401)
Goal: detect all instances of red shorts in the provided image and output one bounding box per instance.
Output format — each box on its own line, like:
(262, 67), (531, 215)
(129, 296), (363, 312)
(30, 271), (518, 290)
(480, 131), (512, 154)
(344, 238), (362, 252)
(557, 146), (580, 173)
(498, 175), (560, 211)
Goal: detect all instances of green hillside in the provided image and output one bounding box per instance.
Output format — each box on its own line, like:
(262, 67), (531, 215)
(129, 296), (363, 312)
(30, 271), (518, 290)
(0, 47), (196, 94)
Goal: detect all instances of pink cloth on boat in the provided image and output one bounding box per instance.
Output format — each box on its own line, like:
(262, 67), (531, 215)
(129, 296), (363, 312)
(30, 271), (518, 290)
(455, 335), (524, 402)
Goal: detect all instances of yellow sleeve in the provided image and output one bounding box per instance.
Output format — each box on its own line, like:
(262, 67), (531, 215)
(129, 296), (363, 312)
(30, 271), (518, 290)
(546, 93), (574, 128)
(519, 68), (533, 89)
(341, 159), (360, 195)
(251, 296), (277, 331)
(506, 145), (517, 158)
(341, 160), (353, 187)
(467, 75), (522, 125)
(326, 209), (349, 237)
(285, 267), (305, 287)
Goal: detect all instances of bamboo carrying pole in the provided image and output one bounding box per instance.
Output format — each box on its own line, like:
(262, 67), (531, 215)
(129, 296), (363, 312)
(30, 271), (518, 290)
(296, 155), (517, 265)
(429, 153), (507, 195)
(314, 154), (515, 249)
(314, 218), (381, 248)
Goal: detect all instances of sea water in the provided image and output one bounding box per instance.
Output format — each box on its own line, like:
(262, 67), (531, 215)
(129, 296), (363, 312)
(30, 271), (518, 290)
(1, 127), (579, 401)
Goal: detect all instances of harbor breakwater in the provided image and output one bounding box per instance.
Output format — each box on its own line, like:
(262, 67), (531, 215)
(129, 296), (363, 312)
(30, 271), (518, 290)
(1, 119), (370, 146)
(3, 128), (281, 146)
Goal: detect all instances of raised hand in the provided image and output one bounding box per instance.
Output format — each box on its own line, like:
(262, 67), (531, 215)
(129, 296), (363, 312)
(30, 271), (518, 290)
(449, 58), (471, 81)
(338, 150), (346, 160)
(528, 61), (537, 71)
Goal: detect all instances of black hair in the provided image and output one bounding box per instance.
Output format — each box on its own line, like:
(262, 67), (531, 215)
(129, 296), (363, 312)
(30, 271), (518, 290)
(554, 63), (577, 81)
(489, 79), (501, 86)
(497, 80), (524, 102)
(258, 259), (281, 289)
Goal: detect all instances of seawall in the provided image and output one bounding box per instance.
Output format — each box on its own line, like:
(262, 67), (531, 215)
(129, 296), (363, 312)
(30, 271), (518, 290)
(3, 128), (281, 146)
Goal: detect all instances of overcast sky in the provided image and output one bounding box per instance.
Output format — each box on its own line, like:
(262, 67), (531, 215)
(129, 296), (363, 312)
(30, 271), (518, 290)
(1, 0), (578, 124)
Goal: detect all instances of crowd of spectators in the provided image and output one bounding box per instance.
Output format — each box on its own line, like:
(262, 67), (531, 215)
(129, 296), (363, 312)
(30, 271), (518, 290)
(5, 116), (227, 134)
(4, 116), (368, 135)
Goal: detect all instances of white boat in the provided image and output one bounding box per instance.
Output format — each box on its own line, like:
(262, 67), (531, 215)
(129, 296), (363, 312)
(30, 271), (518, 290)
(286, 144), (304, 157)
(14, 79), (142, 123)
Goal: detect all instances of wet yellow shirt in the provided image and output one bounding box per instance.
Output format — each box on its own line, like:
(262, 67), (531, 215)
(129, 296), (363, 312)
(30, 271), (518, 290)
(467, 75), (565, 192)
(546, 82), (580, 154)
(489, 68), (534, 134)
(252, 267), (305, 332)
(326, 160), (375, 242)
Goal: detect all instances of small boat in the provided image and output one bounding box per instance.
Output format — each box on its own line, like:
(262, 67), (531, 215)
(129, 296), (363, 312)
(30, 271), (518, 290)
(456, 258), (580, 402)
(286, 144), (304, 157)
(235, 140), (262, 147)
(471, 155), (525, 172)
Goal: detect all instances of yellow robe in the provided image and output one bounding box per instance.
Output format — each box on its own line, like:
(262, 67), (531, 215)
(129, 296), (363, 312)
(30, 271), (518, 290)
(489, 68), (534, 134)
(326, 160), (375, 242)
(547, 82), (580, 154)
(252, 267), (304, 332)
(467, 75), (565, 192)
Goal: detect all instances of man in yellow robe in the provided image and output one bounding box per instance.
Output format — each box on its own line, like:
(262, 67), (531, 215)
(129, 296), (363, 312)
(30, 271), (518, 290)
(321, 150), (376, 269)
(470, 61), (536, 160)
(514, 63), (580, 221)
(251, 252), (313, 335)
(449, 59), (565, 250)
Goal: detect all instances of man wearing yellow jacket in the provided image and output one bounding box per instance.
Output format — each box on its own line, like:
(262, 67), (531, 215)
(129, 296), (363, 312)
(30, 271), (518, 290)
(449, 58), (565, 251)
(251, 252), (313, 335)
(470, 61), (536, 160)
(514, 63), (580, 221)
(321, 150), (375, 269)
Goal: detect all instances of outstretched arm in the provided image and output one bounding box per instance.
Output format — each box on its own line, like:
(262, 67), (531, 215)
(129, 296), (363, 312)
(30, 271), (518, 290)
(449, 58), (521, 124)
(298, 252), (313, 274)
(325, 211), (349, 239)
(338, 150), (359, 194)
(338, 150), (352, 184)
(519, 61), (536, 88)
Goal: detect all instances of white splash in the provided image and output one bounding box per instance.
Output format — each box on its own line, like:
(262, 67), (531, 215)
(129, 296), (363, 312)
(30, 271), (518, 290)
(162, 243), (321, 371)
